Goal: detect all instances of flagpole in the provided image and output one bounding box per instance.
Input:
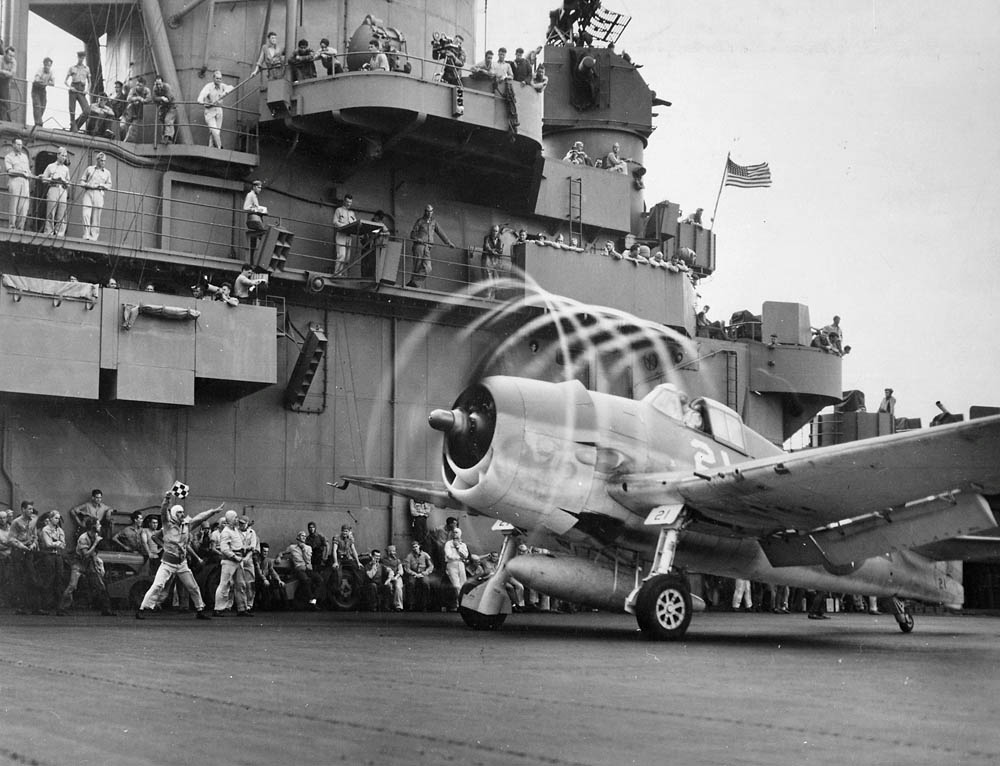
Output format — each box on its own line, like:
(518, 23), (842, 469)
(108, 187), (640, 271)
(710, 152), (730, 229)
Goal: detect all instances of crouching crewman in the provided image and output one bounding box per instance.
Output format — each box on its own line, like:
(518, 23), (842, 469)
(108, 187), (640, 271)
(59, 517), (115, 616)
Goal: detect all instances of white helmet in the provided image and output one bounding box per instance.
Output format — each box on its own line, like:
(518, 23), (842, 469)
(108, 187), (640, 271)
(168, 504), (186, 524)
(224, 509), (238, 524)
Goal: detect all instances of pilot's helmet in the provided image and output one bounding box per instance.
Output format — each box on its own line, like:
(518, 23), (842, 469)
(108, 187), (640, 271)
(168, 504), (186, 524)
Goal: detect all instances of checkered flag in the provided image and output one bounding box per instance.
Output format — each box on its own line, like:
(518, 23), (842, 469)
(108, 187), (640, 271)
(170, 481), (190, 499)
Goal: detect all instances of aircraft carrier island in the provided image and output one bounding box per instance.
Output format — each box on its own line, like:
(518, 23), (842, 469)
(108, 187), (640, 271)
(3, 0), (998, 639)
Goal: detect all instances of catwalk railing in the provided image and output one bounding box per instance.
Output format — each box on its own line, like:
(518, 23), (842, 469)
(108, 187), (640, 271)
(3, 77), (259, 153)
(0, 181), (518, 298)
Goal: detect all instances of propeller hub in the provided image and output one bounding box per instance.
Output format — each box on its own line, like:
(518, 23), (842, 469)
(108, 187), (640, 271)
(429, 409), (457, 432)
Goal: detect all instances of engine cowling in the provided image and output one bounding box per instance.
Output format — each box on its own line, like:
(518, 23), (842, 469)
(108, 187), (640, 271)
(430, 376), (601, 534)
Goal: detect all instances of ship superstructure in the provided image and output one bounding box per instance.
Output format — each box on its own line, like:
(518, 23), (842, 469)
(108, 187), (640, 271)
(0, 0), (841, 557)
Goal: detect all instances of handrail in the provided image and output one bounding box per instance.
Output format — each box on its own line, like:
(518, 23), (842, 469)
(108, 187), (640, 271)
(266, 50), (529, 89)
(0, 180), (488, 296)
(3, 76), (260, 152)
(0, 176), (709, 303)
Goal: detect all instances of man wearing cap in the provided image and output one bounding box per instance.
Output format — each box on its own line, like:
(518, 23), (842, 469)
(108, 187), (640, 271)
(36, 510), (67, 613)
(0, 46), (16, 122)
(4, 139), (32, 230)
(213, 509), (250, 616)
(65, 50), (91, 132)
(31, 57), (55, 125)
(136, 491), (224, 619)
(407, 204), (455, 288)
(878, 388), (896, 418)
(80, 152), (112, 241)
(41, 147), (70, 237)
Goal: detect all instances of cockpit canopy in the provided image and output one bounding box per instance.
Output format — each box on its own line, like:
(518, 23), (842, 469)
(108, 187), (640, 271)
(644, 383), (747, 454)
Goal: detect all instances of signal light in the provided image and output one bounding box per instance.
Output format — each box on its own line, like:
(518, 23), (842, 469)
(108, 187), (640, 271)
(304, 272), (327, 293)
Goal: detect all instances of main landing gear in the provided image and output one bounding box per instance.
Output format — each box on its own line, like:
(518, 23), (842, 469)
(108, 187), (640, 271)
(890, 596), (914, 633)
(458, 580), (508, 631)
(457, 531), (516, 631)
(633, 573), (692, 640)
(626, 506), (692, 641)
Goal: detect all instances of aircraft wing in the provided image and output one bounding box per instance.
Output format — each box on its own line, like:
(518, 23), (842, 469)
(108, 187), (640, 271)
(621, 416), (1000, 566)
(332, 475), (468, 512)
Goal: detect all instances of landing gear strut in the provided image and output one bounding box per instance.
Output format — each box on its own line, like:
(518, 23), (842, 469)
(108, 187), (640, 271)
(458, 580), (508, 631)
(890, 596), (914, 633)
(626, 506), (692, 641)
(457, 529), (516, 631)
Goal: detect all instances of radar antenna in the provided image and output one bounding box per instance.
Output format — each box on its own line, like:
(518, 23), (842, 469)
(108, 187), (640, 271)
(546, 1), (632, 48)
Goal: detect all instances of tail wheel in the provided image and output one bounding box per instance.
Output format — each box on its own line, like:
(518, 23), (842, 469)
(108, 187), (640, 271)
(458, 581), (507, 631)
(635, 574), (692, 641)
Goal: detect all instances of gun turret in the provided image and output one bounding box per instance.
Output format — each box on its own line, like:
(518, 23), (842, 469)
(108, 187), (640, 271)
(930, 401), (963, 426)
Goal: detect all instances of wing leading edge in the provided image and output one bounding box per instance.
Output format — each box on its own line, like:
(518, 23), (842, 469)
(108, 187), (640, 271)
(671, 414), (1000, 534)
(614, 416), (1000, 568)
(332, 475), (467, 512)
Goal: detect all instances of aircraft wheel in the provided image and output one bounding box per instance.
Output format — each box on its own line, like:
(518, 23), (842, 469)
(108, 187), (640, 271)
(458, 581), (507, 631)
(892, 597), (915, 633)
(635, 574), (692, 641)
(897, 610), (914, 633)
(328, 568), (362, 611)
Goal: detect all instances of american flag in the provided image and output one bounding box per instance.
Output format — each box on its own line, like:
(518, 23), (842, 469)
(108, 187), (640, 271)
(724, 158), (772, 188)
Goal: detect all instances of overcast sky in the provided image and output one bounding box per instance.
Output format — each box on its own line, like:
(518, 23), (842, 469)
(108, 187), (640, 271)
(28, 2), (1000, 425)
(486, 0), (1000, 426)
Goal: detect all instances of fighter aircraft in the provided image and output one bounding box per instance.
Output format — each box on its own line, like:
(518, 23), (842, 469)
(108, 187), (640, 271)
(337, 375), (1000, 640)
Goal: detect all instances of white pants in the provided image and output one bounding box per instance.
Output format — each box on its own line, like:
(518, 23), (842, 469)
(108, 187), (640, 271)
(204, 107), (224, 148)
(214, 558), (247, 611)
(241, 559), (256, 609)
(387, 576), (404, 609)
(8, 176), (29, 229)
(140, 559), (205, 611)
(334, 233), (351, 276)
(81, 189), (105, 240)
(445, 560), (467, 607)
(45, 186), (67, 236)
(732, 578), (752, 609)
